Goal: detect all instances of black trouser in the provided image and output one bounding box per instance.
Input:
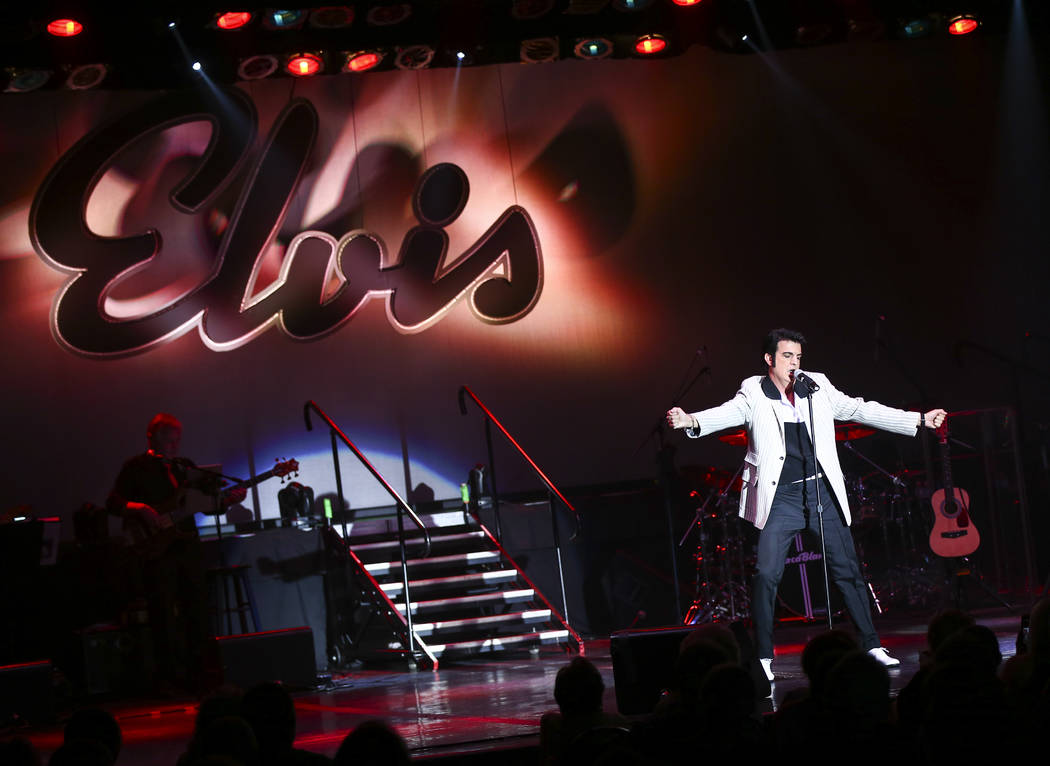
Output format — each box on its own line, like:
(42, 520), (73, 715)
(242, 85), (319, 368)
(752, 476), (878, 658)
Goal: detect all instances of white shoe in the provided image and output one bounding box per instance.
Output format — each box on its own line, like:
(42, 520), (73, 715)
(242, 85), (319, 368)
(759, 657), (775, 681)
(868, 647), (901, 667)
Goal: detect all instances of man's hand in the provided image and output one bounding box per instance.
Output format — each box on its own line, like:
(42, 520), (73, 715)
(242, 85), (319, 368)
(923, 409), (948, 429)
(127, 502), (161, 529)
(666, 407), (697, 430)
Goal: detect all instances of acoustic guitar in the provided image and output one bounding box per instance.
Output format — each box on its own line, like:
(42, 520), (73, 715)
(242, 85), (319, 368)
(928, 421), (979, 558)
(125, 458), (298, 557)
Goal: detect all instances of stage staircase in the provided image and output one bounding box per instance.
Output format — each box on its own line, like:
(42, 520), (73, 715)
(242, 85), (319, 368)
(304, 394), (583, 670)
(326, 502), (582, 668)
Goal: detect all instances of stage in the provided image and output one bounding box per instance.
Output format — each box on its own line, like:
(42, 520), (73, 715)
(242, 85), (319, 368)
(7, 606), (1025, 764)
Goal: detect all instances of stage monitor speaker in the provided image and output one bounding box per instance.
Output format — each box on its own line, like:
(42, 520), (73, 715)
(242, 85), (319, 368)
(609, 625), (693, 715)
(207, 627), (316, 689)
(0, 660), (55, 725)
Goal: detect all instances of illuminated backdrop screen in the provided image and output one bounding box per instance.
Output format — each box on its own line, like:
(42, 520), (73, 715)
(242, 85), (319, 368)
(2, 39), (1047, 530)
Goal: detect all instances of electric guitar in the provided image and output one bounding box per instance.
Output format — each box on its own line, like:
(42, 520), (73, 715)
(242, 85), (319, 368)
(928, 421), (979, 557)
(125, 458), (299, 556)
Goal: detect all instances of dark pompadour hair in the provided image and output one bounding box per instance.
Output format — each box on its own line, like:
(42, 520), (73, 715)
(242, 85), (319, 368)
(763, 328), (807, 358)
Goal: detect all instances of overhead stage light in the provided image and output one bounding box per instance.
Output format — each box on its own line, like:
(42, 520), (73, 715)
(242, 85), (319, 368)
(634, 34), (667, 55)
(520, 37), (559, 63)
(511, 0), (555, 20)
(574, 37), (612, 59)
(215, 12), (253, 30)
(286, 52), (323, 76)
(4, 68), (52, 93)
(310, 6), (355, 28)
(947, 14), (979, 35)
(238, 54), (280, 80)
(66, 63), (108, 90)
(368, 4), (412, 26)
(671, 0), (705, 6)
(344, 50), (383, 72)
(613, 0), (653, 10)
(264, 10), (307, 30)
(394, 45), (434, 70)
(47, 19), (83, 37)
(900, 16), (933, 39)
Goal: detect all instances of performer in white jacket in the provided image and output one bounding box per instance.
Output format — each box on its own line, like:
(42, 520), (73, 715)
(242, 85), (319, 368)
(667, 328), (946, 681)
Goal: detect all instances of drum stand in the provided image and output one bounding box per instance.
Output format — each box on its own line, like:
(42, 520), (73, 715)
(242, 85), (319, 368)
(681, 462), (748, 625)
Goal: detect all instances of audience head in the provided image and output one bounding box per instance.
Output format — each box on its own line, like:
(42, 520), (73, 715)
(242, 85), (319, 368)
(927, 609), (975, 655)
(674, 640), (734, 702)
(334, 720), (409, 766)
(554, 657), (605, 717)
(800, 630), (857, 699)
(63, 708), (121, 762)
(48, 739), (114, 766)
(680, 623), (740, 665)
(241, 682), (296, 754)
(935, 624), (1002, 674)
(1028, 597), (1050, 657)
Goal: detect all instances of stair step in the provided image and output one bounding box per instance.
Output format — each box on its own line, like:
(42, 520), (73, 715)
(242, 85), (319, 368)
(351, 531), (486, 553)
(380, 569), (519, 596)
(412, 609), (552, 637)
(365, 550), (501, 577)
(395, 589), (535, 615)
(429, 629), (570, 657)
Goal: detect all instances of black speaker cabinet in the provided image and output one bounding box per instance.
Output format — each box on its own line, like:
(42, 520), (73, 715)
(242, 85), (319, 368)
(0, 660), (55, 725)
(207, 627), (316, 689)
(609, 625), (694, 715)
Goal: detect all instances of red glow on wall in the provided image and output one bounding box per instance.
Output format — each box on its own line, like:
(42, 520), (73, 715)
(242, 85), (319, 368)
(47, 19), (83, 37)
(345, 51), (382, 72)
(216, 12), (253, 30)
(286, 53), (322, 77)
(948, 16), (978, 35)
(634, 35), (667, 55)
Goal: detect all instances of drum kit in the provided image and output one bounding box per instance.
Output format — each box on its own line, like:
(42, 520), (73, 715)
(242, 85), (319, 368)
(680, 422), (940, 625)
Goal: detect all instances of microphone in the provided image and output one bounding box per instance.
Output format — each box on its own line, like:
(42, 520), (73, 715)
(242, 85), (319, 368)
(792, 370), (820, 398)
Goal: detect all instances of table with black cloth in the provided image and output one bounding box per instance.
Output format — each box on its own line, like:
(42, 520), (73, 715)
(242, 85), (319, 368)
(200, 525), (329, 670)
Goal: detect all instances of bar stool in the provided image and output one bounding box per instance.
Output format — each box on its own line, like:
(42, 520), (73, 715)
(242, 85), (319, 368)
(206, 564), (260, 636)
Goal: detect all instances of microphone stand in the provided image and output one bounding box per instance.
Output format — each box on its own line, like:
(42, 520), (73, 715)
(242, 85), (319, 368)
(796, 375), (834, 632)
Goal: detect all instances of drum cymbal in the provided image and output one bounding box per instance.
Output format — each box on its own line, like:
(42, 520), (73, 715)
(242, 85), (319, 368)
(680, 464), (742, 493)
(836, 422), (876, 441)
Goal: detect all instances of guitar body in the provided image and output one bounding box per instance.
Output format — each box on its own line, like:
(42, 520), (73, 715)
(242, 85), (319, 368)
(125, 458), (298, 558)
(929, 486), (980, 558)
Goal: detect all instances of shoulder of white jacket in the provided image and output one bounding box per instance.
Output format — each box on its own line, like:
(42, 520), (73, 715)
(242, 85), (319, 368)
(740, 375), (764, 391)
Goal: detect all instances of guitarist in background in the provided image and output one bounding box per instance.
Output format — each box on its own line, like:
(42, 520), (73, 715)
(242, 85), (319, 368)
(107, 412), (247, 692)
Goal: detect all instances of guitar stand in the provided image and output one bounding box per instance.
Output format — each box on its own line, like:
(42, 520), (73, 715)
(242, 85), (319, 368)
(946, 557), (1014, 612)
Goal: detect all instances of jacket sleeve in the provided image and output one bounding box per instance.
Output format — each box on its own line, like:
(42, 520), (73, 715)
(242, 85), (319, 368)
(685, 385), (752, 439)
(819, 374), (921, 437)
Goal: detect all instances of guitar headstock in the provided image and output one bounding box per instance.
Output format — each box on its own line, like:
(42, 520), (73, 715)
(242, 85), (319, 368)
(274, 457), (300, 481)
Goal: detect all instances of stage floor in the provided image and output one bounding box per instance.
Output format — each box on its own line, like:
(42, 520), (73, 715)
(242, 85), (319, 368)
(8, 607), (1025, 764)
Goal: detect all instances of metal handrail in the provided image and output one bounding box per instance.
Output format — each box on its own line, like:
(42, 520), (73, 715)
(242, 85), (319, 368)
(303, 400), (432, 555)
(458, 385), (582, 539)
(304, 400), (432, 658)
(458, 385), (582, 628)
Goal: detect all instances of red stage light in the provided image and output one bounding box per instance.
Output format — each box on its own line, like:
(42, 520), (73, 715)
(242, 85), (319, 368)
(216, 12), (252, 30)
(344, 51), (382, 72)
(634, 35), (667, 55)
(671, 0), (705, 6)
(47, 19), (83, 37)
(286, 53), (322, 77)
(948, 15), (978, 35)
